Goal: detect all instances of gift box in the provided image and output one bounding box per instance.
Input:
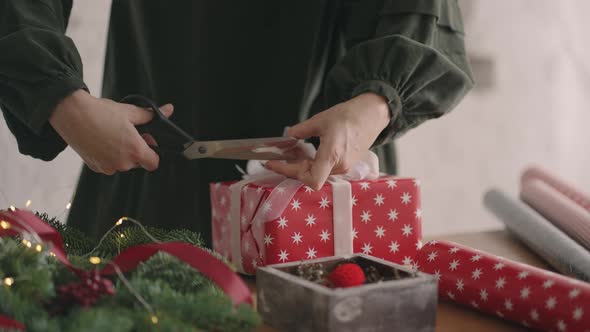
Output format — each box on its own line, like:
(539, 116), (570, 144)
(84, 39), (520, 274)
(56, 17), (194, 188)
(210, 158), (422, 274)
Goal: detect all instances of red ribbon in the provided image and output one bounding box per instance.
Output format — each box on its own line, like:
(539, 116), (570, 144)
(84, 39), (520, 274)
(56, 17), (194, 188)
(0, 209), (252, 330)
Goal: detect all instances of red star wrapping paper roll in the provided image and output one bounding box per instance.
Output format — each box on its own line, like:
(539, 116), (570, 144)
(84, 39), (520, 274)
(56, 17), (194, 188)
(416, 240), (590, 331)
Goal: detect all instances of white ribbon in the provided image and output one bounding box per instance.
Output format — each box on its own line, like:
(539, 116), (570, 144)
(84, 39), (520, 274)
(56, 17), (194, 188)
(228, 142), (379, 272)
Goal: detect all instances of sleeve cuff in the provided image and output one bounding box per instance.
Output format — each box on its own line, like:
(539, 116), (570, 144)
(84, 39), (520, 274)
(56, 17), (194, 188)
(351, 80), (403, 146)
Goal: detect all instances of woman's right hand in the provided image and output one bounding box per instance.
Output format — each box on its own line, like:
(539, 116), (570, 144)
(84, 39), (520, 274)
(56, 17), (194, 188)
(49, 90), (173, 175)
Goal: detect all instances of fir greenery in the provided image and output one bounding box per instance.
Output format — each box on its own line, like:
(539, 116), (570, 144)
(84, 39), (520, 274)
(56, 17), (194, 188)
(0, 214), (260, 332)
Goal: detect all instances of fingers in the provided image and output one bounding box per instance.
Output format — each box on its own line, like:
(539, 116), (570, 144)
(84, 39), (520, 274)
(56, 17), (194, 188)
(303, 137), (338, 190)
(287, 116), (320, 139)
(134, 139), (160, 172)
(126, 103), (174, 125)
(265, 160), (312, 180)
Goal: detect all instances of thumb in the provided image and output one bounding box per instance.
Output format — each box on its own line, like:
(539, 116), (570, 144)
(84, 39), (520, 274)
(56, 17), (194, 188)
(287, 116), (320, 139)
(126, 103), (174, 125)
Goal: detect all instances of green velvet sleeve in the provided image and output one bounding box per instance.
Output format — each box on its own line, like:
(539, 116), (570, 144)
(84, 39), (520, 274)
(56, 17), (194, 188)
(0, 0), (87, 160)
(324, 0), (475, 145)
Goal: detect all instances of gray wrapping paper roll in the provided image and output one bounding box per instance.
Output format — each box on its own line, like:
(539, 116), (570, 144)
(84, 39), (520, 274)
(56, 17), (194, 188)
(483, 189), (590, 281)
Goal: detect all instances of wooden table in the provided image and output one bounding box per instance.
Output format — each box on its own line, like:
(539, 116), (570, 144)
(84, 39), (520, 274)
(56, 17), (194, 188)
(248, 230), (549, 331)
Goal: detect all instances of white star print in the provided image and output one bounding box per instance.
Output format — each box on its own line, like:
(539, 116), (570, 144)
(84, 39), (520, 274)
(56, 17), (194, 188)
(256, 186), (264, 194)
(449, 259), (460, 271)
(403, 256), (413, 266)
(360, 210), (372, 224)
(291, 199), (302, 211)
(362, 243), (373, 255)
(306, 247), (317, 259)
(412, 262), (420, 272)
(569, 288), (581, 299)
(352, 228), (359, 239)
(351, 195), (358, 206)
(214, 182), (221, 190)
(220, 196), (227, 206)
(504, 299), (513, 311)
(471, 301), (479, 308)
(413, 179), (421, 187)
(416, 240), (423, 249)
(277, 216), (288, 229)
(447, 291), (455, 300)
(373, 194), (385, 206)
(360, 182), (371, 190)
(241, 215), (248, 225)
(291, 232), (303, 244)
(557, 320), (566, 332)
(449, 247), (460, 254)
(470, 254), (482, 262)
(304, 186), (314, 193)
(573, 307), (583, 320)
(386, 179), (397, 189)
(319, 197), (330, 209)
(401, 192), (412, 204)
(305, 214), (316, 227)
(248, 200), (255, 211)
(374, 226), (386, 238)
(456, 279), (464, 291)
(244, 241), (251, 252)
(388, 241), (399, 253)
(495, 277), (506, 289)
(543, 279), (555, 289)
(496, 311), (504, 318)
(278, 250), (289, 262)
(242, 185), (249, 192)
(262, 201), (272, 214)
(429, 240), (438, 246)
(319, 229), (331, 242)
(402, 224), (413, 237)
(427, 251), (438, 262)
(480, 289), (488, 301)
(387, 209), (399, 222)
(530, 309), (539, 321)
(276, 186), (286, 194)
(434, 270), (441, 281)
(472, 268), (483, 280)
(546, 296), (557, 310)
(252, 259), (258, 268)
(264, 233), (274, 246)
(414, 209), (422, 219)
(517, 271), (529, 280)
(493, 262), (505, 271)
(520, 287), (531, 299)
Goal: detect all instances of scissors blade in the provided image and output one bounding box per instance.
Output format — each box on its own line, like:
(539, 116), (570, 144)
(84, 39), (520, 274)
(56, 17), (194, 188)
(182, 137), (300, 160)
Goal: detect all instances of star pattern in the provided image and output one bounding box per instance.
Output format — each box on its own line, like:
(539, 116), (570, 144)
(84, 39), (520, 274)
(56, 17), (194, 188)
(415, 241), (590, 332)
(211, 177), (421, 279)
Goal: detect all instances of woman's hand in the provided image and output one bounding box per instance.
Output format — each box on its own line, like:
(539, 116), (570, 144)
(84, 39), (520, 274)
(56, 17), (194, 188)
(266, 92), (391, 189)
(49, 90), (173, 175)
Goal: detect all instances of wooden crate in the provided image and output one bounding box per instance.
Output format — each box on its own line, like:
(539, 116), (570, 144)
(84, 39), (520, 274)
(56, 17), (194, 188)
(256, 254), (437, 332)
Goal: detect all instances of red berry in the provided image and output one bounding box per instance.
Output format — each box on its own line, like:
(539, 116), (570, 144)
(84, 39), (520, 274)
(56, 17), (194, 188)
(328, 263), (366, 288)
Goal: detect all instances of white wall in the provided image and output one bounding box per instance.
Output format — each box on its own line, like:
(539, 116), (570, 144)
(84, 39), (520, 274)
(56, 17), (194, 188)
(1, 1), (589, 236)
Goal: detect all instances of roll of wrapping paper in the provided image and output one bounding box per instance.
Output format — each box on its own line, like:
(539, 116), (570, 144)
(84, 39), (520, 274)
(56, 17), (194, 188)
(521, 179), (590, 250)
(483, 189), (590, 281)
(522, 166), (590, 212)
(416, 240), (590, 331)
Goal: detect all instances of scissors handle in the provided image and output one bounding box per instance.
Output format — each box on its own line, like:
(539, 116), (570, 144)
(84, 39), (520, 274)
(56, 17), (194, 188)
(120, 95), (193, 154)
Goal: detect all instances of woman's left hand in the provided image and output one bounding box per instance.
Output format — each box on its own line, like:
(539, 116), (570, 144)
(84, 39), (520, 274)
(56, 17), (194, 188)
(265, 92), (391, 190)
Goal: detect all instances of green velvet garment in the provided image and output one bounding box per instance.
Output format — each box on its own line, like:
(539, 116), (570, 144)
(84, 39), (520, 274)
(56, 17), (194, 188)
(0, 0), (473, 246)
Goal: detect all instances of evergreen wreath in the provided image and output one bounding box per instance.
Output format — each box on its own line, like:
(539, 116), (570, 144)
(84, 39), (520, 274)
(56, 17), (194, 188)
(0, 213), (260, 332)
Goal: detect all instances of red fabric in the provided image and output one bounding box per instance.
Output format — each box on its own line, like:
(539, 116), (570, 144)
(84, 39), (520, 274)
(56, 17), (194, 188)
(211, 176), (422, 274)
(416, 240), (590, 331)
(0, 209), (252, 308)
(0, 315), (25, 330)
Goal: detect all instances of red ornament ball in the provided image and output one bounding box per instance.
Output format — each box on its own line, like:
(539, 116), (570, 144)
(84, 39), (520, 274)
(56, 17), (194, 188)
(328, 263), (366, 288)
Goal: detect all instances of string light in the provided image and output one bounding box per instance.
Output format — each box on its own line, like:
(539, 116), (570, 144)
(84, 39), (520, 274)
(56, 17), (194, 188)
(21, 239), (32, 248)
(151, 315), (159, 324)
(35, 244), (43, 252)
(49, 252), (56, 257)
(25, 200), (32, 208)
(89, 256), (102, 265)
(119, 233), (125, 238)
(0, 220), (10, 229)
(115, 217), (127, 226)
(66, 202), (71, 210)
(9, 205), (15, 212)
(3, 277), (14, 286)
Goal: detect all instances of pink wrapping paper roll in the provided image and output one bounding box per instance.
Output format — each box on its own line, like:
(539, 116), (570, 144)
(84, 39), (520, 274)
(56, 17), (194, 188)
(416, 240), (590, 331)
(521, 179), (590, 250)
(522, 166), (590, 212)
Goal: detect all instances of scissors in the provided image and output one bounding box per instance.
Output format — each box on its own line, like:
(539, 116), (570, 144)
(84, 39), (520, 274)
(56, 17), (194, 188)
(121, 95), (299, 160)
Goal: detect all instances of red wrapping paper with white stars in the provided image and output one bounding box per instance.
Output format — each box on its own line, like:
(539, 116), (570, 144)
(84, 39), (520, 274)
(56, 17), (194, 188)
(416, 240), (590, 331)
(210, 176), (422, 275)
